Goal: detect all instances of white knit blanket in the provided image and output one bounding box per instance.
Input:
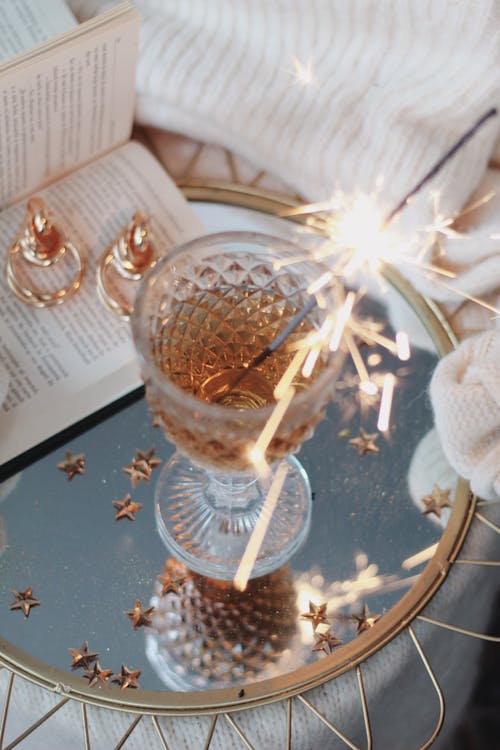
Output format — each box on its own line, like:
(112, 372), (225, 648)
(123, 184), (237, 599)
(67, 0), (500, 498)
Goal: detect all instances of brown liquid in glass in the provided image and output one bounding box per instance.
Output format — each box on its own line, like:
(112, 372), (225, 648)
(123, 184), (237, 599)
(154, 286), (326, 410)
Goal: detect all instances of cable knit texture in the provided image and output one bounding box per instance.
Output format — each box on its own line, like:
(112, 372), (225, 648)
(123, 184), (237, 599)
(68, 0), (500, 303)
(431, 330), (500, 499)
(69, 1), (500, 221)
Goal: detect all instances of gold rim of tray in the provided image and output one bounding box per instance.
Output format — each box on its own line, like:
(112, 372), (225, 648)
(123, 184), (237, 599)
(0, 182), (473, 717)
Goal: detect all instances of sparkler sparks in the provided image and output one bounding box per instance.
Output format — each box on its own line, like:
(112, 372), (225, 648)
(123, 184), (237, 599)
(377, 373), (395, 432)
(233, 461), (290, 592)
(289, 56), (318, 88)
(402, 544), (439, 571)
(296, 552), (419, 645)
(232, 108), (498, 589)
(329, 291), (355, 351)
(248, 387), (296, 468)
(395, 332), (411, 361)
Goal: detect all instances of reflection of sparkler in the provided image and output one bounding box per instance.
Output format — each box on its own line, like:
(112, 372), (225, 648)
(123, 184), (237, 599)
(234, 108), (498, 589)
(296, 552), (419, 645)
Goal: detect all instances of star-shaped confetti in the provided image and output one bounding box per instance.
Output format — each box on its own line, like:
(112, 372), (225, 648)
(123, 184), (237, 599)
(122, 459), (151, 488)
(113, 493), (143, 521)
(83, 661), (113, 687)
(136, 448), (161, 472)
(351, 603), (381, 635)
(312, 629), (343, 654)
(111, 663), (141, 690)
(68, 641), (99, 670)
(421, 485), (452, 519)
(300, 601), (329, 631)
(57, 451), (85, 480)
(123, 448), (161, 487)
(9, 587), (40, 618)
(126, 599), (155, 630)
(348, 428), (380, 456)
(157, 569), (186, 596)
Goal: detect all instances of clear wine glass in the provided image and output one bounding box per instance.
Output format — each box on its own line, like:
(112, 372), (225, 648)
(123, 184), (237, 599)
(132, 231), (342, 580)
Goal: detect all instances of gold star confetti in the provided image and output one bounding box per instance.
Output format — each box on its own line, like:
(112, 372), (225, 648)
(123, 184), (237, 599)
(111, 663), (141, 690)
(122, 459), (151, 488)
(300, 600), (329, 631)
(136, 448), (161, 471)
(351, 603), (381, 634)
(57, 451), (85, 480)
(157, 569), (186, 596)
(83, 661), (113, 687)
(348, 428), (380, 456)
(9, 587), (40, 618)
(68, 641), (99, 670)
(312, 628), (342, 654)
(113, 494), (143, 522)
(421, 484), (452, 518)
(126, 599), (155, 630)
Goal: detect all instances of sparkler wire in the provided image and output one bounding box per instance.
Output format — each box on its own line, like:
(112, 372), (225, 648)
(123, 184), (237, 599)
(384, 107), (497, 225)
(255, 108), (498, 365)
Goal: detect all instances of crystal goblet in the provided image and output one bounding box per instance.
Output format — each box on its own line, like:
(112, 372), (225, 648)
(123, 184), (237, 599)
(132, 231), (341, 580)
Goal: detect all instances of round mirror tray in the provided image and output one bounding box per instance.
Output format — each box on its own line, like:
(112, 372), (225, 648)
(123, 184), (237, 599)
(0, 186), (498, 750)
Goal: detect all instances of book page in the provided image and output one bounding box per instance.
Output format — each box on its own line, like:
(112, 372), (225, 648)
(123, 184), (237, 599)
(0, 0), (77, 61)
(0, 3), (139, 208)
(0, 141), (205, 467)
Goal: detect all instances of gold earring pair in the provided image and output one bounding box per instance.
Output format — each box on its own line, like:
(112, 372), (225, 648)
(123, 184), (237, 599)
(5, 199), (157, 316)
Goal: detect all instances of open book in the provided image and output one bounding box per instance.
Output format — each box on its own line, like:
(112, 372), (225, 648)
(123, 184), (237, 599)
(0, 3), (205, 471)
(0, 0), (140, 209)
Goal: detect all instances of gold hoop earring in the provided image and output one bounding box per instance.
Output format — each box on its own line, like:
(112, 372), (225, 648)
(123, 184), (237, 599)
(5, 197), (85, 308)
(96, 212), (157, 320)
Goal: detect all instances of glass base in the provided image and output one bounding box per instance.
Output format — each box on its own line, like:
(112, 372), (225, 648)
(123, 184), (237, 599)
(155, 453), (312, 580)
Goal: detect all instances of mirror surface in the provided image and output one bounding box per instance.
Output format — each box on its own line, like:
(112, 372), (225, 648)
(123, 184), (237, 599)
(0, 201), (457, 693)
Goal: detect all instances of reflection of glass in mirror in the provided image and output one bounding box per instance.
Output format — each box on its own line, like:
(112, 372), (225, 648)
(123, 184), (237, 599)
(132, 232), (343, 581)
(146, 558), (297, 690)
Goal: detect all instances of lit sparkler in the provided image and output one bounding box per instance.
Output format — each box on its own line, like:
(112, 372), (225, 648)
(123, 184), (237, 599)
(234, 108), (498, 589)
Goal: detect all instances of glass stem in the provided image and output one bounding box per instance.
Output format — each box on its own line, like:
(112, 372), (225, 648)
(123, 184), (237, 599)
(205, 469), (260, 511)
